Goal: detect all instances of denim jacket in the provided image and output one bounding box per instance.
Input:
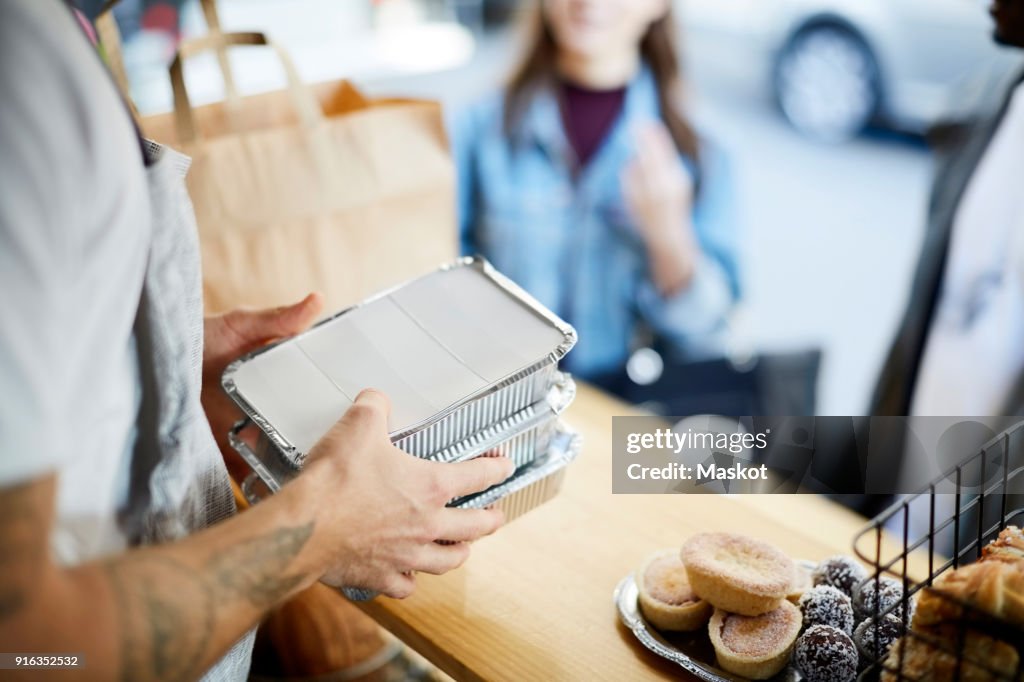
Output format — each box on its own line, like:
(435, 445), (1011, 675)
(450, 66), (741, 380)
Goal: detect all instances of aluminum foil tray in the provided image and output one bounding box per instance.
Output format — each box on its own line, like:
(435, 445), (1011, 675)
(246, 367), (563, 471)
(393, 365), (554, 459)
(222, 257), (576, 469)
(231, 374), (575, 494)
(455, 423), (581, 522)
(241, 422), (581, 512)
(419, 407), (556, 471)
(241, 422), (582, 601)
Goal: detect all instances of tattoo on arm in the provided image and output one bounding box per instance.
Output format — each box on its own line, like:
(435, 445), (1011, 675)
(104, 521), (315, 682)
(206, 521), (314, 609)
(1, 472), (317, 681)
(104, 555), (216, 682)
(0, 479), (50, 621)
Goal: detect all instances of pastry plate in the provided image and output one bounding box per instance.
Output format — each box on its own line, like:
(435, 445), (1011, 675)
(615, 563), (815, 681)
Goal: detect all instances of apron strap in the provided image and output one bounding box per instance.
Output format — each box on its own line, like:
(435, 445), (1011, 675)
(120, 275), (160, 544)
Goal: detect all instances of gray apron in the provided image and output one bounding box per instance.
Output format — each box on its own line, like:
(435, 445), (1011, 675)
(124, 140), (256, 680)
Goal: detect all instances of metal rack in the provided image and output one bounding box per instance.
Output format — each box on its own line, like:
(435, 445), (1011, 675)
(853, 422), (1024, 680)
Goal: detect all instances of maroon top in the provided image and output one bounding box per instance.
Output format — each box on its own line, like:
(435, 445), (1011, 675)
(559, 80), (627, 168)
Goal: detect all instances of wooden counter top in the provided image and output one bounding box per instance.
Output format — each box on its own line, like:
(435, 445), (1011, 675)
(359, 384), (902, 681)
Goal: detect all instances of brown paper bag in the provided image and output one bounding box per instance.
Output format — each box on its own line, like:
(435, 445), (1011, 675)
(142, 32), (456, 315)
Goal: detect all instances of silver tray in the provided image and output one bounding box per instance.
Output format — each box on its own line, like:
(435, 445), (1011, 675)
(243, 423), (582, 601)
(230, 374), (576, 494)
(419, 374), (574, 467)
(454, 422), (581, 515)
(615, 563), (814, 681)
(241, 422), (581, 512)
(222, 257), (577, 469)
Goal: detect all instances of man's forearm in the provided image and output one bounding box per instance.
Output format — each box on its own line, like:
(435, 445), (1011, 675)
(2, 390), (512, 680)
(0, 474), (329, 682)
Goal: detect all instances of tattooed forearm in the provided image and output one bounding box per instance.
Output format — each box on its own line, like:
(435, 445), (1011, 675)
(0, 479), (50, 621)
(206, 521), (314, 609)
(101, 522), (314, 682)
(104, 555), (217, 682)
(0, 469), (318, 682)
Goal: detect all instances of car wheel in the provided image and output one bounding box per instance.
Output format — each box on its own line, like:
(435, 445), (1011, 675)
(774, 23), (881, 142)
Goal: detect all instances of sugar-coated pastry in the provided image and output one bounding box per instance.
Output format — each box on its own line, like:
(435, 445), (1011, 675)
(681, 532), (795, 616)
(853, 614), (903, 662)
(854, 577), (913, 622)
(636, 550), (713, 632)
(812, 556), (867, 599)
(799, 585), (855, 635)
(707, 601), (802, 680)
(794, 624), (858, 682)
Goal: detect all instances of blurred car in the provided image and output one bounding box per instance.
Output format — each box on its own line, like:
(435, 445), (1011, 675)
(433, 0), (521, 31)
(681, 0), (1020, 141)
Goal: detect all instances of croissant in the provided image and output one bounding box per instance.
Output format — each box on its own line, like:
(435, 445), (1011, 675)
(914, 560), (1024, 629)
(880, 629), (1019, 682)
(981, 526), (1024, 565)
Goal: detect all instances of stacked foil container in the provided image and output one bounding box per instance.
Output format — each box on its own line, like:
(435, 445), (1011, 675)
(222, 257), (580, 600)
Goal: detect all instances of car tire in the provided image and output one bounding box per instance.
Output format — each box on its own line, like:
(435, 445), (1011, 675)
(774, 23), (881, 142)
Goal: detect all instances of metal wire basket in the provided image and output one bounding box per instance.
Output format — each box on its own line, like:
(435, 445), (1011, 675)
(853, 424), (1024, 681)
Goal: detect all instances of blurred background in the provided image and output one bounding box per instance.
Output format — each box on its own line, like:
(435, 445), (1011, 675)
(104, 0), (1021, 415)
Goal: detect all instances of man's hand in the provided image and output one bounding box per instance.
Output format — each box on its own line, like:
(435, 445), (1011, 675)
(622, 122), (700, 297)
(201, 293), (324, 478)
(299, 389), (513, 598)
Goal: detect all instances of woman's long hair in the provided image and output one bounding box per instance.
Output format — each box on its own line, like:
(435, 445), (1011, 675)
(503, 4), (701, 165)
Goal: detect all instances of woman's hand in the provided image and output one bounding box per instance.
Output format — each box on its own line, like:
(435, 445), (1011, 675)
(201, 293), (324, 479)
(622, 122), (700, 297)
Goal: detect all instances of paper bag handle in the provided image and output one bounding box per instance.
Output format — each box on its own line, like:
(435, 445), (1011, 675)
(197, 0), (240, 101)
(94, 1), (140, 124)
(95, 0), (239, 119)
(170, 32), (324, 143)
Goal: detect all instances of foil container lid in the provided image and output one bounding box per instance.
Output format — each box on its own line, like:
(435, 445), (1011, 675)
(222, 257), (576, 462)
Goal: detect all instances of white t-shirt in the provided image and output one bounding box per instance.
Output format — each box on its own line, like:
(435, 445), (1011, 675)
(912, 83), (1024, 416)
(0, 0), (150, 562)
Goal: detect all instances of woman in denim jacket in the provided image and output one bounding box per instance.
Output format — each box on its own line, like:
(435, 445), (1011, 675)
(451, 0), (741, 384)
